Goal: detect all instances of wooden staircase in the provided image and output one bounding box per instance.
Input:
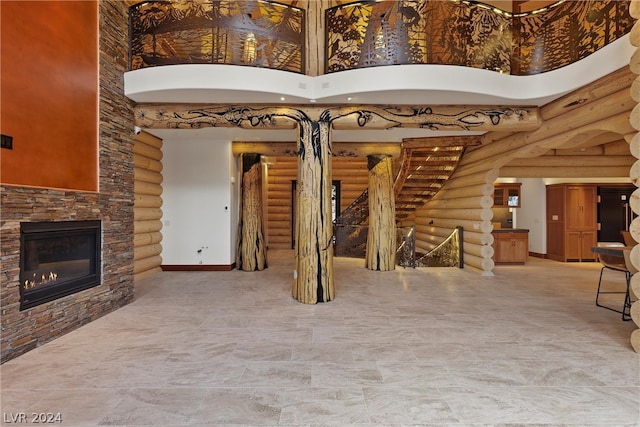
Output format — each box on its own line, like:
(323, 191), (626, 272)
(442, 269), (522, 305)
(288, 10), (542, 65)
(393, 137), (479, 221)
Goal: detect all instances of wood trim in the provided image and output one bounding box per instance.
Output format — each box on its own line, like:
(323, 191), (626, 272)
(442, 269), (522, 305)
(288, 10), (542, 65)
(528, 252), (546, 259)
(161, 264), (236, 271)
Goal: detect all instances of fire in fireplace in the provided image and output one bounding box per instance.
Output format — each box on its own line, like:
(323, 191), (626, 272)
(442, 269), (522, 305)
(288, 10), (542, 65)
(20, 220), (101, 310)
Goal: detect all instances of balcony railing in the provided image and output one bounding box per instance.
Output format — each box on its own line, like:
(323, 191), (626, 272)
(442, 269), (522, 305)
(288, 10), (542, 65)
(129, 0), (305, 73)
(326, 0), (633, 75)
(128, 0), (633, 76)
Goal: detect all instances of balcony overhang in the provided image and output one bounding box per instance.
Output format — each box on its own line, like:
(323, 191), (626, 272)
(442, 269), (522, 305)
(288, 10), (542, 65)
(125, 35), (632, 143)
(125, 35), (633, 107)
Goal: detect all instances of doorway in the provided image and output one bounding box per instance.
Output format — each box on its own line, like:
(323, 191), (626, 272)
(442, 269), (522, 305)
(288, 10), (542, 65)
(597, 185), (636, 243)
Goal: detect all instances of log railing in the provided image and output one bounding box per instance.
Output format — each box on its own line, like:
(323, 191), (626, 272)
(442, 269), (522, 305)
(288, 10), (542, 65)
(325, 0), (633, 75)
(129, 0), (305, 73)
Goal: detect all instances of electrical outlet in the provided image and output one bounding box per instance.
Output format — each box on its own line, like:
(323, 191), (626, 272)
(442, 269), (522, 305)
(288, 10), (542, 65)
(1, 134), (13, 150)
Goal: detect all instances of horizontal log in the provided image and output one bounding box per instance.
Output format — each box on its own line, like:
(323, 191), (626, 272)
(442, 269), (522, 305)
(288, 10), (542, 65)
(503, 155), (633, 168)
(134, 243), (163, 261)
(135, 168), (163, 184)
(330, 105), (541, 132)
(540, 67), (635, 121)
(134, 255), (163, 275)
(135, 131), (163, 148)
(442, 168), (500, 189)
(134, 267), (162, 282)
(133, 140), (163, 160)
(460, 111), (634, 176)
(430, 182), (494, 200)
(134, 154), (163, 172)
(414, 207), (493, 221)
(134, 207), (163, 221)
(465, 89), (633, 167)
(604, 140), (633, 155)
(499, 166), (631, 178)
(422, 195), (493, 210)
(414, 216), (493, 234)
(414, 227), (491, 247)
(134, 181), (162, 196)
(134, 219), (163, 234)
(134, 194), (163, 208)
(469, 252), (494, 274)
(134, 231), (162, 247)
(268, 215), (293, 223)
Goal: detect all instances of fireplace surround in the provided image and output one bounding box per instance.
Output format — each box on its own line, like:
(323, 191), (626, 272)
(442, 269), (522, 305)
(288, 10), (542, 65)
(20, 220), (101, 310)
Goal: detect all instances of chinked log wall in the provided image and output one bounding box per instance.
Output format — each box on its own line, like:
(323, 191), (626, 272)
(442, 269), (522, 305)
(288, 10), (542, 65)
(410, 66), (636, 275)
(266, 156), (369, 249)
(133, 131), (163, 280)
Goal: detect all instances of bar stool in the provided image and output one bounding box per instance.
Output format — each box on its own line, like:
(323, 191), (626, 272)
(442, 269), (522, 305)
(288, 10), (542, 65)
(595, 242), (636, 321)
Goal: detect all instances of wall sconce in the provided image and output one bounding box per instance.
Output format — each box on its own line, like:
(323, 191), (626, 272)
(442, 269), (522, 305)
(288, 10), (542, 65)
(243, 32), (256, 64)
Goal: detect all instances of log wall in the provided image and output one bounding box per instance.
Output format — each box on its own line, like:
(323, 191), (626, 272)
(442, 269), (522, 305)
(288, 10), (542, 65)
(411, 66), (636, 275)
(266, 155), (368, 249)
(134, 131), (163, 281)
(628, 0), (640, 353)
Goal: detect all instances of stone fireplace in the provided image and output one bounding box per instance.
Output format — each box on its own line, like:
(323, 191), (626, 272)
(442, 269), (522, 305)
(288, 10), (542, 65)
(0, 1), (135, 363)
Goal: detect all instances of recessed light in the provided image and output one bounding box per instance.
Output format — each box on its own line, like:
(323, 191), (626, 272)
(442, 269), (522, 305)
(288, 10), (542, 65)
(280, 96), (285, 101)
(347, 97), (353, 101)
(309, 99), (317, 103)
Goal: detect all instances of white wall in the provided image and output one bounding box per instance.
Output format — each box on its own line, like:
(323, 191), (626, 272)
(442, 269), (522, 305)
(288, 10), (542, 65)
(161, 139), (236, 265)
(514, 178), (547, 255)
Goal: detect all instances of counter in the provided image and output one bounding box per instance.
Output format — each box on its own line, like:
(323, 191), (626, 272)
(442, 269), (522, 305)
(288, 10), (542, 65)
(492, 229), (529, 264)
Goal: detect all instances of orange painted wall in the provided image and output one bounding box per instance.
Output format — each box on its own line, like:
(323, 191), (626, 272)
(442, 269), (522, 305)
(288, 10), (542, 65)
(1, 1), (98, 191)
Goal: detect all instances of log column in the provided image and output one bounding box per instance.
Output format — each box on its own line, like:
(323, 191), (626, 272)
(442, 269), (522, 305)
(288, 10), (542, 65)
(292, 119), (334, 304)
(237, 153), (267, 271)
(628, 0), (640, 353)
(365, 155), (396, 271)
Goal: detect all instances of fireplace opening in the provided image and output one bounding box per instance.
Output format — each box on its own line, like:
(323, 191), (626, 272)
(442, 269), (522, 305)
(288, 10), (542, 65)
(20, 220), (101, 310)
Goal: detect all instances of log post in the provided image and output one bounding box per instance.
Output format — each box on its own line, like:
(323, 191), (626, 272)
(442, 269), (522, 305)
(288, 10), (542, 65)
(292, 119), (335, 304)
(237, 153), (267, 271)
(365, 155), (396, 271)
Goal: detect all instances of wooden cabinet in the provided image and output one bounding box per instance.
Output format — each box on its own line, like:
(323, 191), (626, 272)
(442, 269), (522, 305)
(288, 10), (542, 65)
(493, 183), (521, 207)
(546, 184), (597, 262)
(493, 230), (528, 264)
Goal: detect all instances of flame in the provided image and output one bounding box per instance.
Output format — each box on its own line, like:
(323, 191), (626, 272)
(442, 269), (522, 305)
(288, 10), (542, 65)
(23, 272), (58, 289)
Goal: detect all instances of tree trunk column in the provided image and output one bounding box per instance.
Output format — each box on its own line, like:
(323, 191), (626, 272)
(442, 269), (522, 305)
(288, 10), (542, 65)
(365, 155), (396, 271)
(236, 153), (267, 271)
(292, 119), (335, 304)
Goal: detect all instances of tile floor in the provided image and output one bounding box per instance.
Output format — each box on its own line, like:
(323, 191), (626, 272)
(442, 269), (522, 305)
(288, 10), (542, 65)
(1, 250), (639, 426)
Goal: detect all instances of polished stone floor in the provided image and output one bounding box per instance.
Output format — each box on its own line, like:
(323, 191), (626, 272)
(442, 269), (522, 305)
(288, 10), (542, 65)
(1, 250), (639, 426)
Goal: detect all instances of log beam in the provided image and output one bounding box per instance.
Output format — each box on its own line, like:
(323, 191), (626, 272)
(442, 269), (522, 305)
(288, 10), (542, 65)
(232, 141), (402, 158)
(134, 104), (541, 133)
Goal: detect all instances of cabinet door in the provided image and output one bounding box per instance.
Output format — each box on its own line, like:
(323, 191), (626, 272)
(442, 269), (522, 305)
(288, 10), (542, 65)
(565, 231), (582, 260)
(580, 230), (597, 261)
(566, 185), (596, 229)
(513, 235), (528, 262)
(495, 236), (513, 262)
